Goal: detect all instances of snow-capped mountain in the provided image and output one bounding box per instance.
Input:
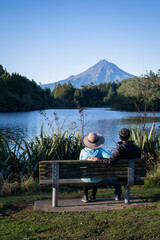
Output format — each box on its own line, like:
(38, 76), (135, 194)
(42, 59), (134, 90)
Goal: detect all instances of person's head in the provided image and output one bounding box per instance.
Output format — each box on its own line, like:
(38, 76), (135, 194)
(82, 132), (105, 149)
(119, 128), (130, 141)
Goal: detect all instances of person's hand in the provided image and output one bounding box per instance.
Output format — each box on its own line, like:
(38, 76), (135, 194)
(87, 157), (98, 161)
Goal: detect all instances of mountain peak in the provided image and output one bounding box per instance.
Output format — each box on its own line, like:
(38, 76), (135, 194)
(99, 59), (107, 62)
(97, 59), (109, 65)
(42, 60), (134, 90)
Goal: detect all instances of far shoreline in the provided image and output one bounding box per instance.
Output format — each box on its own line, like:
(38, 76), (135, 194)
(1, 106), (160, 114)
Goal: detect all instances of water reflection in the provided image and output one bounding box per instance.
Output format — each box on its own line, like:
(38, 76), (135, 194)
(0, 125), (28, 141)
(0, 108), (160, 151)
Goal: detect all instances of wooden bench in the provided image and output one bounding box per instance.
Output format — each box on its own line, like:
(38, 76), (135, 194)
(39, 158), (146, 207)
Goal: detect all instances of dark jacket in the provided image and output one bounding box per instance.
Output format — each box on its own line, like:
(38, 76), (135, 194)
(99, 141), (141, 164)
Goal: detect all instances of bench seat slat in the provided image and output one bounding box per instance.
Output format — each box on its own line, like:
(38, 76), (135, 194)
(39, 177), (144, 186)
(39, 173), (146, 181)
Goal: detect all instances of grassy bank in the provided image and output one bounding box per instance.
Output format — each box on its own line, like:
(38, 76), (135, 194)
(1, 186), (160, 240)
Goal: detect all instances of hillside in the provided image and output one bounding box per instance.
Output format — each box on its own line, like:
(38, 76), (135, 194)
(0, 65), (55, 112)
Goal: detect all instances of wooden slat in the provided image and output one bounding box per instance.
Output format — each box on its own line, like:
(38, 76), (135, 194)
(59, 164), (129, 169)
(40, 178), (128, 185)
(39, 159), (147, 185)
(59, 168), (128, 173)
(59, 167), (128, 172)
(40, 174), (146, 180)
(39, 172), (52, 176)
(39, 176), (52, 179)
(42, 159), (141, 163)
(39, 177), (144, 186)
(39, 158), (145, 164)
(40, 179), (52, 184)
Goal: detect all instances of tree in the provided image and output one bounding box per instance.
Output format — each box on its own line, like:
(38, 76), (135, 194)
(117, 71), (160, 110)
(0, 65), (6, 76)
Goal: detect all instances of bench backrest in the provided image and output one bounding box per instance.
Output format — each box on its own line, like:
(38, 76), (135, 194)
(39, 159), (146, 186)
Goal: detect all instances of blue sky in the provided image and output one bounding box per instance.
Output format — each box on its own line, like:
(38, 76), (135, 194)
(0, 0), (160, 84)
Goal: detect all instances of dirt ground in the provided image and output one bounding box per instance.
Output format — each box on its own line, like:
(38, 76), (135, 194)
(34, 197), (149, 212)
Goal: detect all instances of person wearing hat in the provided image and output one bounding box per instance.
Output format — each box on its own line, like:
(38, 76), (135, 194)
(79, 132), (111, 203)
(88, 128), (141, 200)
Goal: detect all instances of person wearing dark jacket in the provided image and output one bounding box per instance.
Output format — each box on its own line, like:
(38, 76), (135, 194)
(88, 128), (141, 200)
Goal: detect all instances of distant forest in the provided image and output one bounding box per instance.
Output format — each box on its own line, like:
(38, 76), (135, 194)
(0, 64), (160, 112)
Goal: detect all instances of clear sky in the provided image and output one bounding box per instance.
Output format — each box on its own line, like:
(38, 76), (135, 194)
(0, 0), (160, 84)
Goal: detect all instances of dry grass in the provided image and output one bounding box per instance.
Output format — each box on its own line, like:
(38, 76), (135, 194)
(20, 175), (39, 193)
(0, 179), (19, 196)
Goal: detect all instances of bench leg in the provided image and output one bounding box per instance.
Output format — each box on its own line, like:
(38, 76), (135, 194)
(52, 187), (58, 207)
(124, 186), (130, 204)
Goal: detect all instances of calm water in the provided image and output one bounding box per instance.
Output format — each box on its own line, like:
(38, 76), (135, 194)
(0, 108), (160, 152)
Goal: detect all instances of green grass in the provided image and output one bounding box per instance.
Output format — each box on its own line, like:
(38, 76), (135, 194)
(1, 186), (160, 240)
(2, 207), (160, 240)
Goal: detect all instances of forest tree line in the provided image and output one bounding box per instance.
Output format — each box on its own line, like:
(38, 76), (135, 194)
(0, 64), (160, 112)
(51, 69), (160, 111)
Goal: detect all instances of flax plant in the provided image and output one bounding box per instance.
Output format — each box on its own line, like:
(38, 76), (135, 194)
(0, 133), (26, 180)
(0, 125), (83, 182)
(130, 123), (160, 166)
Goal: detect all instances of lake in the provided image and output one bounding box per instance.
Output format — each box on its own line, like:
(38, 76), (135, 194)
(0, 108), (160, 152)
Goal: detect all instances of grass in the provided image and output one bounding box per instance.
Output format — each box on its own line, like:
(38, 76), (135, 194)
(1, 186), (160, 240)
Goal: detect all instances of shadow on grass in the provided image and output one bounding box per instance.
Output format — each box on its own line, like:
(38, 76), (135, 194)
(0, 204), (22, 217)
(143, 193), (160, 203)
